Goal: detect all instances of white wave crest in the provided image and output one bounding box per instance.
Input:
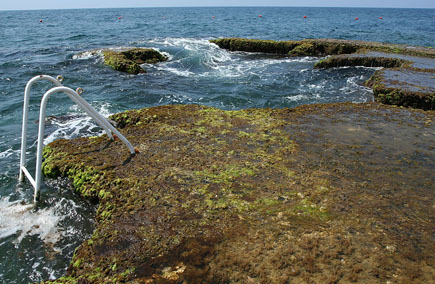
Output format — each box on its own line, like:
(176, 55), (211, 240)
(285, 93), (321, 102)
(135, 38), (317, 79)
(153, 65), (194, 77)
(72, 49), (103, 60)
(0, 148), (20, 159)
(339, 75), (374, 102)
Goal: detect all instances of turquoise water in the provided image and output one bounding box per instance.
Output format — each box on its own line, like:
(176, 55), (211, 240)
(0, 7), (434, 283)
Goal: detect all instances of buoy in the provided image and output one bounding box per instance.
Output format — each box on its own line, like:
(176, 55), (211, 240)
(39, 19), (43, 23)
(258, 15), (262, 18)
(379, 17), (383, 19)
(212, 16), (215, 19)
(303, 16), (307, 19)
(355, 17), (359, 20)
(118, 16), (122, 20)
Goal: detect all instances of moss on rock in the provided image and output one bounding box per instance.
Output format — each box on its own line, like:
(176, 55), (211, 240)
(366, 70), (435, 110)
(39, 103), (435, 283)
(211, 38), (435, 58)
(210, 38), (299, 54)
(122, 48), (168, 64)
(103, 48), (167, 74)
(314, 55), (406, 69)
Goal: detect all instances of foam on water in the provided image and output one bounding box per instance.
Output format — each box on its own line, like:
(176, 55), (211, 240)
(72, 49), (103, 60)
(153, 64), (195, 77)
(44, 102), (113, 144)
(285, 93), (321, 103)
(0, 186), (96, 283)
(340, 75), (374, 102)
(0, 148), (20, 159)
(141, 37), (321, 81)
(0, 198), (61, 246)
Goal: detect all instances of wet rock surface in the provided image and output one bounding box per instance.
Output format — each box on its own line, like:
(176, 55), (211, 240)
(40, 103), (434, 283)
(211, 38), (435, 110)
(103, 48), (168, 75)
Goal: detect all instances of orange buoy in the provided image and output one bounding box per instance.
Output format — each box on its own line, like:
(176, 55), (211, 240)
(212, 16), (215, 19)
(118, 16), (122, 20)
(355, 17), (359, 20)
(258, 14), (262, 18)
(379, 17), (383, 19)
(303, 16), (307, 18)
(39, 19), (43, 23)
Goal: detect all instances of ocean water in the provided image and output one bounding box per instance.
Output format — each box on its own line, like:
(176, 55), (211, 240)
(0, 6), (434, 283)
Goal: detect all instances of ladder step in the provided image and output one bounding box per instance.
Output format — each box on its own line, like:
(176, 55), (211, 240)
(21, 166), (36, 189)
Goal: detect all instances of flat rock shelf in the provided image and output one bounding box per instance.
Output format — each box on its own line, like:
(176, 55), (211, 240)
(40, 103), (434, 283)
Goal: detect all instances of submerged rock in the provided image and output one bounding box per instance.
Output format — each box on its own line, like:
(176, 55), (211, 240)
(103, 48), (168, 75)
(211, 38), (435, 110)
(40, 103), (434, 283)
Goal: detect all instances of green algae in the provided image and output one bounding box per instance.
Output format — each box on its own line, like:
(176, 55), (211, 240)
(39, 103), (435, 283)
(103, 48), (167, 74)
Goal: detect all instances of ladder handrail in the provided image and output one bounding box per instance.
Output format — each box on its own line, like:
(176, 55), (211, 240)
(20, 76), (136, 203)
(20, 75), (62, 181)
(20, 75), (115, 181)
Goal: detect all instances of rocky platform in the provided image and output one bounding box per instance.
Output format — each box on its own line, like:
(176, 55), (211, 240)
(211, 38), (435, 110)
(40, 103), (434, 283)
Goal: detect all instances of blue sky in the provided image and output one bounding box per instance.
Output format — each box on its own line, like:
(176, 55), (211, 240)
(1, 0), (434, 11)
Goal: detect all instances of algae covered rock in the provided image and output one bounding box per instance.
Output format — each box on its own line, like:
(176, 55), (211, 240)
(212, 38), (435, 110)
(210, 38), (360, 57)
(210, 38), (299, 54)
(313, 54), (406, 69)
(211, 37), (435, 58)
(103, 48), (167, 74)
(40, 103), (434, 283)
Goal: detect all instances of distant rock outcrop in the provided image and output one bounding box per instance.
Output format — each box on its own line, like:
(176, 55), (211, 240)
(211, 38), (435, 109)
(103, 48), (168, 74)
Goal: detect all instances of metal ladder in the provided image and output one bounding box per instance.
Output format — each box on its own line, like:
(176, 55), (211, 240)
(19, 75), (136, 203)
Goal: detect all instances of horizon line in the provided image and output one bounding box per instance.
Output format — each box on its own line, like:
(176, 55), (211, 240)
(1, 5), (435, 12)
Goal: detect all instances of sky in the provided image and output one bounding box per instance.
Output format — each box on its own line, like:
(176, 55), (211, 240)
(0, 0), (434, 11)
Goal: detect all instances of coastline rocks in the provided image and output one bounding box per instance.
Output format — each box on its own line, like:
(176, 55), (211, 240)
(103, 48), (168, 74)
(211, 38), (435, 110)
(40, 103), (434, 283)
(315, 51), (435, 110)
(210, 38), (435, 58)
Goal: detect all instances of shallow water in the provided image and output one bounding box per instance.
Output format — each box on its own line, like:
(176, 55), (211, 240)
(0, 6), (434, 283)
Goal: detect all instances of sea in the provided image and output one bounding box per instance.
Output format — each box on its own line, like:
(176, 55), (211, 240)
(0, 6), (434, 283)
